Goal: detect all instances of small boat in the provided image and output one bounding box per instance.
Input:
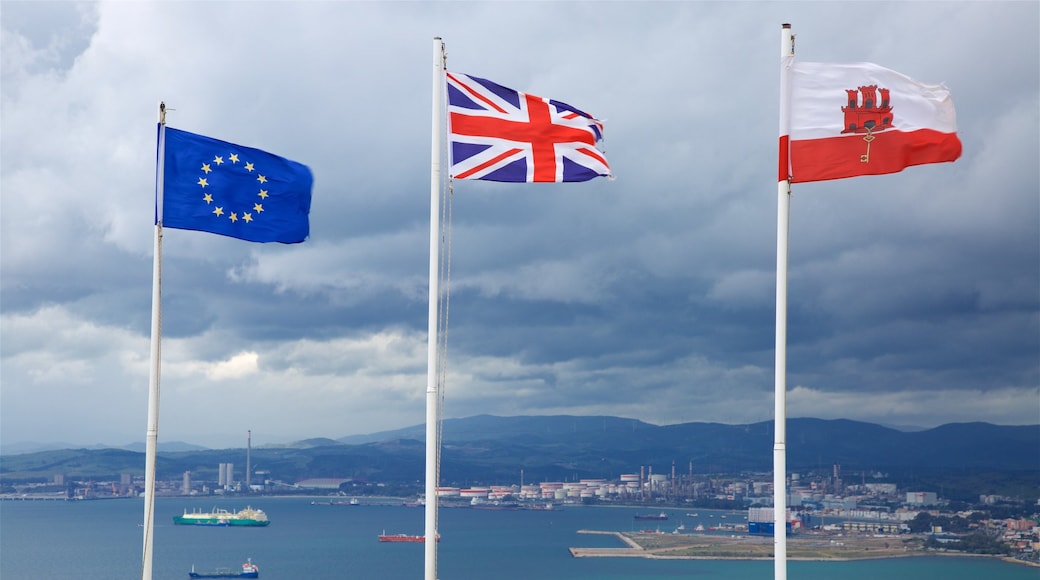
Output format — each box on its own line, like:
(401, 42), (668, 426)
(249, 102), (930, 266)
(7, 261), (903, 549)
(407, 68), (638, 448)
(188, 558), (259, 578)
(633, 512), (668, 521)
(378, 530), (440, 543)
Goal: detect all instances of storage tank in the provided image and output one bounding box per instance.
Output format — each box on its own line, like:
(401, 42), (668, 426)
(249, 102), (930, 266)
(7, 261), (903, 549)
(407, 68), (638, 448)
(460, 488), (489, 499)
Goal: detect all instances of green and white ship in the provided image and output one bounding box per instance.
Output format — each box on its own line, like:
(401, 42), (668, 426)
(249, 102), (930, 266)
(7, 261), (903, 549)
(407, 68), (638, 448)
(173, 506), (270, 527)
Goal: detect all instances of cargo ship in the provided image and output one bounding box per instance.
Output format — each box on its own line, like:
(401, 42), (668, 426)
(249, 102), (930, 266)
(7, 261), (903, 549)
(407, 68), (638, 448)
(174, 506), (270, 527)
(378, 530), (439, 543)
(188, 558), (259, 578)
(310, 497), (360, 506)
(633, 512), (668, 521)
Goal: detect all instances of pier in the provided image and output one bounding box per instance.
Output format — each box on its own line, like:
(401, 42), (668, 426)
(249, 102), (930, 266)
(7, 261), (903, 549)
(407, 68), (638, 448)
(0, 494), (73, 501)
(569, 530), (645, 557)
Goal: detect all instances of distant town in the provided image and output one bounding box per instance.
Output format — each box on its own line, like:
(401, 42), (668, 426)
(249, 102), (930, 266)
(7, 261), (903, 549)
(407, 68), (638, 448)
(4, 459), (1038, 566)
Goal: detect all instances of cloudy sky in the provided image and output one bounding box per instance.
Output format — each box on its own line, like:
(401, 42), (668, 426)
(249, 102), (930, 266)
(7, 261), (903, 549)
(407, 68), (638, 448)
(2, 1), (1037, 450)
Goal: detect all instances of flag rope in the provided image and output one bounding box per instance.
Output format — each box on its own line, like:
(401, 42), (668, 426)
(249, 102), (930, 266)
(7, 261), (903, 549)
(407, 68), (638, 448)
(435, 171), (454, 541)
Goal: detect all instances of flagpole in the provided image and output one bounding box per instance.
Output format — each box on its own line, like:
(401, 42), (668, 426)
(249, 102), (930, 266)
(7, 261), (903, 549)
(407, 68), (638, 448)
(142, 101), (167, 580)
(774, 23), (794, 580)
(425, 37), (445, 580)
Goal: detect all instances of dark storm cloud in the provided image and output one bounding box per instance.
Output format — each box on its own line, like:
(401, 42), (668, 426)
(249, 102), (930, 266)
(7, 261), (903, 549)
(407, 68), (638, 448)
(1, 2), (1036, 448)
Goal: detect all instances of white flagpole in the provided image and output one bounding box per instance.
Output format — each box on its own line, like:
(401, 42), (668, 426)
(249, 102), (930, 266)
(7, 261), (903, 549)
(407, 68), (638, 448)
(425, 37), (445, 580)
(774, 23), (794, 580)
(142, 101), (167, 580)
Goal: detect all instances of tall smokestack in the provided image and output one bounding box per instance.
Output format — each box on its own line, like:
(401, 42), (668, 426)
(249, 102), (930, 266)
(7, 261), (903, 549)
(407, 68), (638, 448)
(640, 465), (645, 501)
(246, 430), (251, 492)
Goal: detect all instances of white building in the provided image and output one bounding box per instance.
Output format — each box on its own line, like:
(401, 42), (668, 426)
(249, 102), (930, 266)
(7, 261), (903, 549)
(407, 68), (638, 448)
(906, 491), (938, 506)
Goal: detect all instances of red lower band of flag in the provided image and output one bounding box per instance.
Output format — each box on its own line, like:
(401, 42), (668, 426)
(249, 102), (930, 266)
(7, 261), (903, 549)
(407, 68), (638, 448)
(790, 129), (962, 184)
(778, 134), (790, 182)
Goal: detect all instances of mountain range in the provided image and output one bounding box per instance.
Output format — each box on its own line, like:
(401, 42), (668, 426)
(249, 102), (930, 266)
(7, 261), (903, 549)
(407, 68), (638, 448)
(2, 415), (1037, 499)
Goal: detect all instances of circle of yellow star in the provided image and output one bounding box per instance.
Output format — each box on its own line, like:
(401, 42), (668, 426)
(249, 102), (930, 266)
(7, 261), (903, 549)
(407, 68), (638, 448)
(194, 148), (278, 231)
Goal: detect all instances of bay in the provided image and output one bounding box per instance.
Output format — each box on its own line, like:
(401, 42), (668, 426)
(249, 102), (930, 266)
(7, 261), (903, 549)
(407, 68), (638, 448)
(1, 497), (1034, 579)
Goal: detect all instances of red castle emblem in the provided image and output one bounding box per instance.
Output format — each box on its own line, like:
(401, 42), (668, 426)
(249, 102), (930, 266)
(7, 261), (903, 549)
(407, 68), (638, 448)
(841, 85), (893, 163)
(841, 85), (893, 134)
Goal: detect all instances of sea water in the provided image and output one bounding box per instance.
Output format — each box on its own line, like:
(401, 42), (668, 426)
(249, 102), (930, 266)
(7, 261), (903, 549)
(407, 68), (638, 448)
(1, 497), (1035, 579)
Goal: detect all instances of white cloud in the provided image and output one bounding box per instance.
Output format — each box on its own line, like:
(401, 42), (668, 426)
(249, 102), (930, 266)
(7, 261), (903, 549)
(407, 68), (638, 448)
(204, 351), (259, 381)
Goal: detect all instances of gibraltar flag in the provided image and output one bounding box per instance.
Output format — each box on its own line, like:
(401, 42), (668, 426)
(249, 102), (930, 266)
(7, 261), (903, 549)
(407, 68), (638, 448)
(784, 62), (962, 183)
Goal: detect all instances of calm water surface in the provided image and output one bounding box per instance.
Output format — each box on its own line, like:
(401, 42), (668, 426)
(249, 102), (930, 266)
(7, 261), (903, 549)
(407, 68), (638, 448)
(1, 497), (1035, 579)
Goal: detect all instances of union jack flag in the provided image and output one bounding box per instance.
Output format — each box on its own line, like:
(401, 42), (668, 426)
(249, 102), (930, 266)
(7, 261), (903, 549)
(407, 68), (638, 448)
(446, 72), (612, 183)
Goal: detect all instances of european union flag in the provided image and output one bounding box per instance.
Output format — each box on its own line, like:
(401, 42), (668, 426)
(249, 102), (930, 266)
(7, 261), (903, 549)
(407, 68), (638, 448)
(159, 126), (313, 243)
